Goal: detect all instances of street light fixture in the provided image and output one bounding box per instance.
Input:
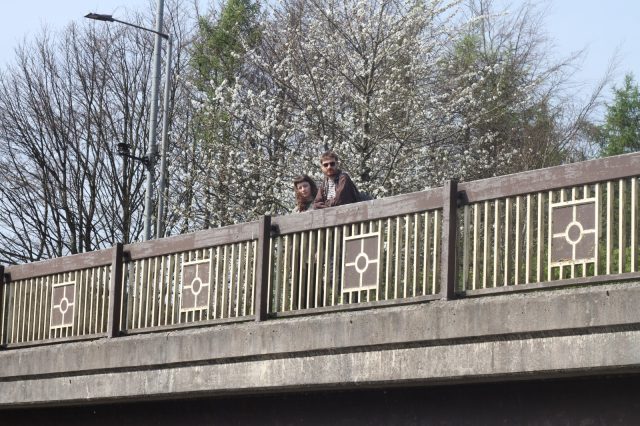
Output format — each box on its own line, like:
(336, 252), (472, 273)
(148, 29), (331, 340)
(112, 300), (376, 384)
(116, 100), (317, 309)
(84, 13), (169, 40)
(86, 2), (171, 241)
(116, 143), (151, 167)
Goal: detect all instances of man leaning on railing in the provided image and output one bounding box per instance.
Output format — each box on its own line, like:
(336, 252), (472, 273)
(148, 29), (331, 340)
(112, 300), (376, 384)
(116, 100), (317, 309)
(313, 150), (358, 209)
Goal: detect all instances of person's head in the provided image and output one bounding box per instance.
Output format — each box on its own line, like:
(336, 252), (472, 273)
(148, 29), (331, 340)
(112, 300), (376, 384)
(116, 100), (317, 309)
(319, 150), (340, 177)
(293, 175), (318, 210)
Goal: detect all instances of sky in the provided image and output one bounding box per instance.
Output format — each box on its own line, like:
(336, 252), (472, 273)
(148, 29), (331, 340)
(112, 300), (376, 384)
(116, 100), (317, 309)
(0, 0), (638, 120)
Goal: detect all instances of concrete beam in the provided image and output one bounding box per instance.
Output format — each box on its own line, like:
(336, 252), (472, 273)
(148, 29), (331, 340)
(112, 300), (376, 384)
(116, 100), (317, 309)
(1, 282), (640, 407)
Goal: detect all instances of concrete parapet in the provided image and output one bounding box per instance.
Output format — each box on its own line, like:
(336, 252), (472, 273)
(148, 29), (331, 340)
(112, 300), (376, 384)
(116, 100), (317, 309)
(1, 281), (640, 407)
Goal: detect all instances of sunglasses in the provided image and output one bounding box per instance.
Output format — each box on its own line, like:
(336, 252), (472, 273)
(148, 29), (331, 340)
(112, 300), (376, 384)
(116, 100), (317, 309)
(322, 161), (336, 168)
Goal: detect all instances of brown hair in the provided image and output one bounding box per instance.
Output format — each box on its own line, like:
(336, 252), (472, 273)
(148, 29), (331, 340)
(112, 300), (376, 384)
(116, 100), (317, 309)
(319, 150), (339, 163)
(293, 175), (318, 211)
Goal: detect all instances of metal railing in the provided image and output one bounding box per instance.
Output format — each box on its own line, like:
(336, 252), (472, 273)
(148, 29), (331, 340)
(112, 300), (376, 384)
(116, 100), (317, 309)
(457, 153), (640, 295)
(0, 250), (112, 346)
(0, 152), (638, 347)
(267, 190), (444, 314)
(119, 222), (260, 333)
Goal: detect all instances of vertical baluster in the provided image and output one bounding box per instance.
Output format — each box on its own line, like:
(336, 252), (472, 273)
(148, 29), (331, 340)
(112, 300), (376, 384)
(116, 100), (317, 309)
(234, 243), (242, 318)
(582, 185), (591, 277)
(35, 276), (43, 341)
(81, 269), (88, 335)
(171, 254), (180, 324)
(306, 230), (315, 308)
(515, 196), (521, 285)
(10, 280), (17, 344)
(87, 268), (94, 334)
(229, 243), (238, 318)
(122, 262), (132, 332)
(298, 232), (307, 309)
(18, 279), (25, 342)
(78, 269), (86, 335)
(44, 277), (51, 340)
(158, 256), (166, 326)
(137, 258), (146, 328)
(537, 193), (544, 283)
(342, 225), (350, 304)
(332, 226), (341, 306)
(323, 229), (331, 306)
(315, 229), (324, 308)
(483, 201), (489, 289)
(394, 217), (401, 299)
(632, 178), (638, 273)
(150, 256), (159, 327)
(272, 237), (281, 313)
(606, 181), (613, 275)
(376, 219), (384, 301)
(526, 195), (532, 284)
(493, 200), (501, 288)
(145, 257), (154, 328)
(100, 266), (108, 333)
(251, 241), (257, 315)
(462, 205), (469, 291)
(291, 234), (299, 310)
(107, 244), (124, 338)
(505, 197), (512, 286)
(403, 214), (410, 298)
(0, 266), (6, 345)
(282, 236), (290, 312)
(267, 238), (274, 314)
(27, 276), (34, 341)
(386, 218), (393, 300)
(432, 210), (441, 294)
(570, 188), (577, 279)
(423, 211), (431, 295)
(595, 184), (602, 276)
(221, 247), (229, 320)
(619, 179), (627, 274)
(243, 241), (250, 316)
(472, 203), (479, 290)
(412, 213), (419, 297)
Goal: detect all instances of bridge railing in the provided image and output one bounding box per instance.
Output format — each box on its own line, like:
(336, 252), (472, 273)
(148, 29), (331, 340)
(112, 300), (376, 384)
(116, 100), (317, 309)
(0, 152), (638, 347)
(119, 222), (260, 334)
(267, 188), (447, 316)
(0, 249), (112, 347)
(457, 153), (640, 295)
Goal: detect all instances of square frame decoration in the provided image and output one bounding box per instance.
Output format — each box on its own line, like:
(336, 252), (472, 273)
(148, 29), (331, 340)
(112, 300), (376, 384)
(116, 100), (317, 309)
(342, 232), (380, 293)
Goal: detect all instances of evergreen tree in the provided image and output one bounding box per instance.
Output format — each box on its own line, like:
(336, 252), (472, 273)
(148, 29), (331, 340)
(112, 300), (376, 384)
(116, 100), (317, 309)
(599, 73), (640, 156)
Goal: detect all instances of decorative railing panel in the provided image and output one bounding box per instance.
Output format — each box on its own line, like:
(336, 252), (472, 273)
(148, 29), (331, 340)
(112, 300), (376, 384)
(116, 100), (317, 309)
(268, 189), (444, 314)
(1, 251), (112, 346)
(458, 154), (640, 293)
(120, 223), (259, 333)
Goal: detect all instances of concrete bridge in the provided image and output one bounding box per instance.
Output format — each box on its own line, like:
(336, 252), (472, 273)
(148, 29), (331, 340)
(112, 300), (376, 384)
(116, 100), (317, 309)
(1, 153), (640, 424)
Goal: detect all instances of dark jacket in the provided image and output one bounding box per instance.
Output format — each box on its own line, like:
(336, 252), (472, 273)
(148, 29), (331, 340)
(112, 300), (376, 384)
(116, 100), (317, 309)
(313, 171), (358, 209)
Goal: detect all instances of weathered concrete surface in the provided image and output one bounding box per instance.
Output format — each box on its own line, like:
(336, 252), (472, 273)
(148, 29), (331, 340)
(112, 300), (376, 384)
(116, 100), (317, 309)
(1, 282), (640, 408)
(6, 376), (640, 425)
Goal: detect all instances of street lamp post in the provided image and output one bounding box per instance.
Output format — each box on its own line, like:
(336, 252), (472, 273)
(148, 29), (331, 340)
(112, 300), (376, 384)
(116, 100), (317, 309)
(86, 0), (170, 241)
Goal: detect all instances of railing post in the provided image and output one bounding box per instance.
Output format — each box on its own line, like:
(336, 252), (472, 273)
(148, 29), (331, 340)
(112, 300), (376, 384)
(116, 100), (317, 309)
(255, 215), (271, 321)
(107, 243), (124, 338)
(0, 265), (5, 348)
(440, 180), (458, 300)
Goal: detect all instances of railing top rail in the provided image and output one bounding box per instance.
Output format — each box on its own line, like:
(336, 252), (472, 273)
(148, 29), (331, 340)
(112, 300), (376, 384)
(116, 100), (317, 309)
(124, 220), (261, 261)
(4, 248), (112, 282)
(271, 187), (443, 235)
(458, 152), (640, 204)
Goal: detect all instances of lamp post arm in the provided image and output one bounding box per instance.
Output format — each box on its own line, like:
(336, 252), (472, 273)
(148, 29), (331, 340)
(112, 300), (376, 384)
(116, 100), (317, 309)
(110, 17), (169, 39)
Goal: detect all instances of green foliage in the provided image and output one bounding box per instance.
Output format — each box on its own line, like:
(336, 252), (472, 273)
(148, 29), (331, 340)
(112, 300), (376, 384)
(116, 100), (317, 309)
(599, 73), (640, 156)
(191, 0), (261, 87)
